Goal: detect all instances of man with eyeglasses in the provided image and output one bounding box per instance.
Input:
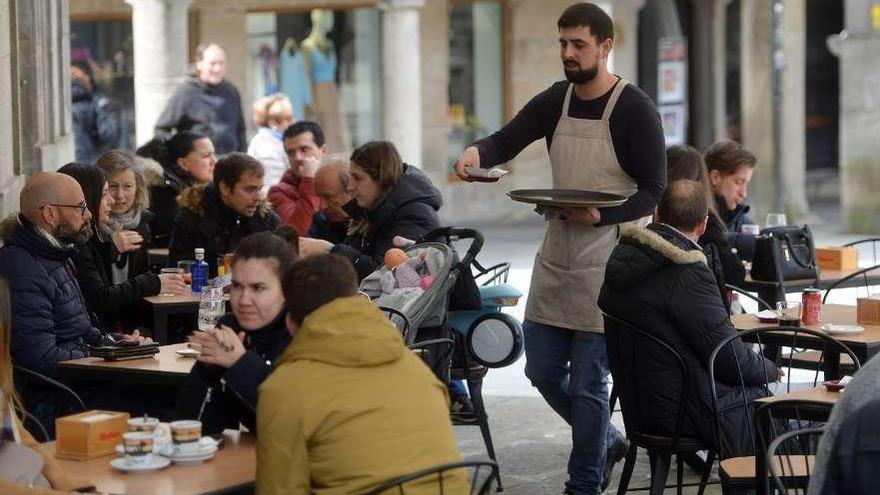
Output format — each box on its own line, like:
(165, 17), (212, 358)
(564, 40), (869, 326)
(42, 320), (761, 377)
(0, 171), (145, 436)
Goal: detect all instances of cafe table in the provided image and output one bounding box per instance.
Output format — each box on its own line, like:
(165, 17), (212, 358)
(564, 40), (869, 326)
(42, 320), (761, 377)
(48, 429), (255, 495)
(739, 267), (880, 308)
(148, 247), (169, 268)
(57, 343), (196, 388)
(141, 293), (202, 344)
(731, 303), (880, 379)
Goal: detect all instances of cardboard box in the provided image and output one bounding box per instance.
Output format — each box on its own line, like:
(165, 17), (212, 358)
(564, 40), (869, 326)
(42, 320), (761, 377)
(55, 410), (129, 460)
(857, 297), (880, 325)
(816, 247), (859, 271)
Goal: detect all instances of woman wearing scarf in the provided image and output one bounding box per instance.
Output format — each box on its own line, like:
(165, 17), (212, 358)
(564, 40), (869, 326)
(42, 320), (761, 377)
(61, 160), (187, 336)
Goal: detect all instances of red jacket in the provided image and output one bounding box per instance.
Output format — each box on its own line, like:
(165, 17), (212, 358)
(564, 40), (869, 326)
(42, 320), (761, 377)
(267, 169), (320, 235)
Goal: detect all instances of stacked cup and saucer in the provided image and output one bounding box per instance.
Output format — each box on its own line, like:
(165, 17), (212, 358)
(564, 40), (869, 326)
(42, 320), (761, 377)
(111, 416), (170, 473)
(164, 420), (218, 465)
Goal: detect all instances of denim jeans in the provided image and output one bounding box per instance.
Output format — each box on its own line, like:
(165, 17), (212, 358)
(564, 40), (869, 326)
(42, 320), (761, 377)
(524, 320), (622, 495)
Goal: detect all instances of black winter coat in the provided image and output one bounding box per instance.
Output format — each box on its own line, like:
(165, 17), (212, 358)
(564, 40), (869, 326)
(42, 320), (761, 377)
(175, 311), (291, 434)
(699, 212), (746, 288)
(169, 184), (282, 275)
(820, 398), (880, 495)
(153, 78), (246, 155)
(332, 165), (442, 281)
(74, 215), (161, 334)
(716, 195), (757, 262)
(149, 164), (195, 249)
(0, 217), (108, 378)
(598, 223), (778, 457)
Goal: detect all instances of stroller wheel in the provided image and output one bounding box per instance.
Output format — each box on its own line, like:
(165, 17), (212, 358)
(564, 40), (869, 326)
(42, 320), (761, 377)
(466, 313), (524, 368)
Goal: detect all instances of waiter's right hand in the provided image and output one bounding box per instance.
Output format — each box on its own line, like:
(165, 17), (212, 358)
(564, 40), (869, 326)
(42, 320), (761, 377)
(453, 146), (481, 182)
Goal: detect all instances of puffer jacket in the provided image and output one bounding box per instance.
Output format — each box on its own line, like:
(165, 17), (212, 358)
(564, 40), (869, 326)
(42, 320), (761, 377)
(256, 295), (465, 495)
(266, 169), (320, 236)
(74, 217), (161, 334)
(175, 311), (291, 434)
(148, 163), (195, 248)
(332, 165), (442, 280)
(0, 216), (105, 378)
(169, 183), (282, 275)
(598, 223), (778, 457)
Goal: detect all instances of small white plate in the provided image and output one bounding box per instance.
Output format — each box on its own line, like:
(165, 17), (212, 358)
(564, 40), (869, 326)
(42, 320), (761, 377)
(110, 455), (171, 473)
(176, 348), (200, 358)
(821, 323), (864, 335)
(167, 447), (218, 465)
(464, 167), (508, 182)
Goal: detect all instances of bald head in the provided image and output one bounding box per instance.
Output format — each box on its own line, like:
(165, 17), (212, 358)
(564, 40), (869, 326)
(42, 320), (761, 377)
(315, 156), (351, 222)
(20, 173), (85, 225)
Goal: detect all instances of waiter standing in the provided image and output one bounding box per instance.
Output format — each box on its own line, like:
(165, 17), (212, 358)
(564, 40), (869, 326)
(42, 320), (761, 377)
(453, 3), (666, 494)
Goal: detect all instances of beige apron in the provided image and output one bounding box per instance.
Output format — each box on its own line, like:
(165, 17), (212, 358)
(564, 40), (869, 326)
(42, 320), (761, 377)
(524, 79), (650, 332)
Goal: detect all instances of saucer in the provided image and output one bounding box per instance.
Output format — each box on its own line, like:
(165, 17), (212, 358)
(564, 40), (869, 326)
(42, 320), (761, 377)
(110, 455), (171, 473)
(167, 446), (218, 465)
(160, 437), (219, 457)
(821, 323), (864, 335)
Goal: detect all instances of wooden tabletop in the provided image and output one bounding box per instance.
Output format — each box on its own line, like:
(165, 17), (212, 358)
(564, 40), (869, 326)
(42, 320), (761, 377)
(143, 292), (202, 306)
(49, 430), (255, 495)
(754, 386), (841, 406)
(731, 304), (880, 345)
(57, 343), (197, 378)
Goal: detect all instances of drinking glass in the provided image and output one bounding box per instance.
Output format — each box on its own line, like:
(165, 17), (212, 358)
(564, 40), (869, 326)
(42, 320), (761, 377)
(177, 260), (194, 285)
(741, 224), (760, 236)
(776, 301), (802, 327)
(159, 268), (183, 296)
(197, 286), (225, 331)
(765, 213), (788, 229)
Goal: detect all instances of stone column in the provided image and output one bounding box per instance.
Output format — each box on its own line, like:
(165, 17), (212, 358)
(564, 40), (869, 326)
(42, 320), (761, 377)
(690, 0), (716, 150)
(380, 0), (424, 165)
(712, 0), (730, 142)
(828, 0), (880, 232)
(779, 0), (810, 221)
(739, 0), (776, 221)
(610, 0), (646, 82)
(125, 0), (192, 147)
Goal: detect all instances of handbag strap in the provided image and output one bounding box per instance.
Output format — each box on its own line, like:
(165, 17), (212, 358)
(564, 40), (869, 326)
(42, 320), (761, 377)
(779, 233), (815, 269)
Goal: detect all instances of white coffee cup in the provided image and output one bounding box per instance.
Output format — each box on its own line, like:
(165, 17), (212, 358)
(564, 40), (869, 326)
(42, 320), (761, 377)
(122, 431), (154, 466)
(169, 420), (202, 454)
(127, 416), (159, 432)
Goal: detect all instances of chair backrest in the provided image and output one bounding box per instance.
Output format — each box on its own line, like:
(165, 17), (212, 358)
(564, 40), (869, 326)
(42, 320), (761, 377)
(708, 326), (860, 459)
(843, 237), (880, 265)
(408, 338), (455, 380)
(766, 426), (824, 495)
(361, 460), (499, 495)
(725, 283), (772, 312)
(822, 263), (880, 304)
(602, 312), (692, 447)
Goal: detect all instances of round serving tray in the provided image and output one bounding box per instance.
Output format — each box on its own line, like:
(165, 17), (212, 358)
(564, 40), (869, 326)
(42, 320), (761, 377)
(507, 189), (628, 208)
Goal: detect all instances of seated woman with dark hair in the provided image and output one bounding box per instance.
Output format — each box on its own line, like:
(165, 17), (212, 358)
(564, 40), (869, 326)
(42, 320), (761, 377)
(666, 144), (745, 292)
(298, 140), (442, 281)
(175, 231), (296, 434)
(59, 162), (187, 335)
(139, 131), (217, 247)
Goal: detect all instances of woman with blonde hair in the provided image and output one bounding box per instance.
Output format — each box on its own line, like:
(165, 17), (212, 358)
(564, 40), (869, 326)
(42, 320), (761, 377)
(298, 140), (442, 281)
(248, 93), (295, 193)
(0, 277), (92, 494)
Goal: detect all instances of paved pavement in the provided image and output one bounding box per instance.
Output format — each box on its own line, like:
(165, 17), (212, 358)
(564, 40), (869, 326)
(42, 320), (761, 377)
(446, 213), (875, 494)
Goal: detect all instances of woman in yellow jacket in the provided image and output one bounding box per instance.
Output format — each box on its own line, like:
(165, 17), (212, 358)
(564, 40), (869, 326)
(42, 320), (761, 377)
(0, 277), (92, 495)
(257, 254), (468, 495)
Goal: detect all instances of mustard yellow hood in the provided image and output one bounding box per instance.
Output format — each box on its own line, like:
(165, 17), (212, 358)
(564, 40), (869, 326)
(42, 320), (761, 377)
(281, 295), (405, 367)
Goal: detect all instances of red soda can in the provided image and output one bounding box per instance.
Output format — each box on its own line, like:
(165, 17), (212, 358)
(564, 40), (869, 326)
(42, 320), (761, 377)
(802, 288), (822, 325)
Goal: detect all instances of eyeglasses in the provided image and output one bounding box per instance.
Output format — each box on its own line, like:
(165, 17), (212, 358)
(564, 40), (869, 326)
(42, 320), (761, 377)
(43, 201), (89, 217)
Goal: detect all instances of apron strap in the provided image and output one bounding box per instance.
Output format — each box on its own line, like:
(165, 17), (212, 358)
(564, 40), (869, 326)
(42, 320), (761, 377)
(601, 77), (628, 121)
(561, 84), (574, 118)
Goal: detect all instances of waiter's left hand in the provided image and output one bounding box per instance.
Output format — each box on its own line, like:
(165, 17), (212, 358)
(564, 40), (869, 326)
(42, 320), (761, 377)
(561, 207), (601, 225)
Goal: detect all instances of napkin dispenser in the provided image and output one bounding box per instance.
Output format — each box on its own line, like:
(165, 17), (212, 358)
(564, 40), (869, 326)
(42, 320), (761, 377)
(857, 297), (880, 325)
(816, 247), (858, 271)
(55, 410), (129, 460)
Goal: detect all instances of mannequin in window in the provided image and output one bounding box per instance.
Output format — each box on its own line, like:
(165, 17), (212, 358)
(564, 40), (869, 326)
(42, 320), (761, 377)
(301, 9), (345, 152)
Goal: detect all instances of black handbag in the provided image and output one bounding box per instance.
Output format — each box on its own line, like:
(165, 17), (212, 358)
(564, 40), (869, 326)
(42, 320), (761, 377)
(750, 225), (819, 282)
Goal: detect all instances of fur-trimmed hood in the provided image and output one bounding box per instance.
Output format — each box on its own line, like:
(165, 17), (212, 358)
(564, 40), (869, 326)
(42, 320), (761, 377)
(177, 183), (272, 218)
(604, 223), (707, 291)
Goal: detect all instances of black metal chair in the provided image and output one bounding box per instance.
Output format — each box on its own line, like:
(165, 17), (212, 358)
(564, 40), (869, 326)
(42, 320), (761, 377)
(821, 263), (880, 304)
(843, 237), (880, 265)
(603, 312), (717, 495)
(708, 327), (859, 493)
(766, 427), (824, 495)
(361, 460), (499, 495)
(13, 364), (87, 440)
(726, 284), (773, 312)
(409, 338), (455, 380)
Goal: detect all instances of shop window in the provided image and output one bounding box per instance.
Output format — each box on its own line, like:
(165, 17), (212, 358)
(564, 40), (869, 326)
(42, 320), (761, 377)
(246, 8), (381, 152)
(448, 1), (504, 163)
(70, 20), (135, 152)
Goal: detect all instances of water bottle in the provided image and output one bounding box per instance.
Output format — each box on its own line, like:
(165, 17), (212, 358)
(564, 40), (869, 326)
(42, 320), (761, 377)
(191, 248), (208, 294)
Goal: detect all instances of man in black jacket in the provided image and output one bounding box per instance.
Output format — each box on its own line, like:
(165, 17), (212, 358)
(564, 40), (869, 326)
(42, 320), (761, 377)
(169, 153), (281, 275)
(154, 43), (246, 155)
(599, 180), (779, 456)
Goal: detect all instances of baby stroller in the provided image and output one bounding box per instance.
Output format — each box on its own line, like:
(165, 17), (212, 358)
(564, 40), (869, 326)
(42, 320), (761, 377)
(359, 227), (508, 492)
